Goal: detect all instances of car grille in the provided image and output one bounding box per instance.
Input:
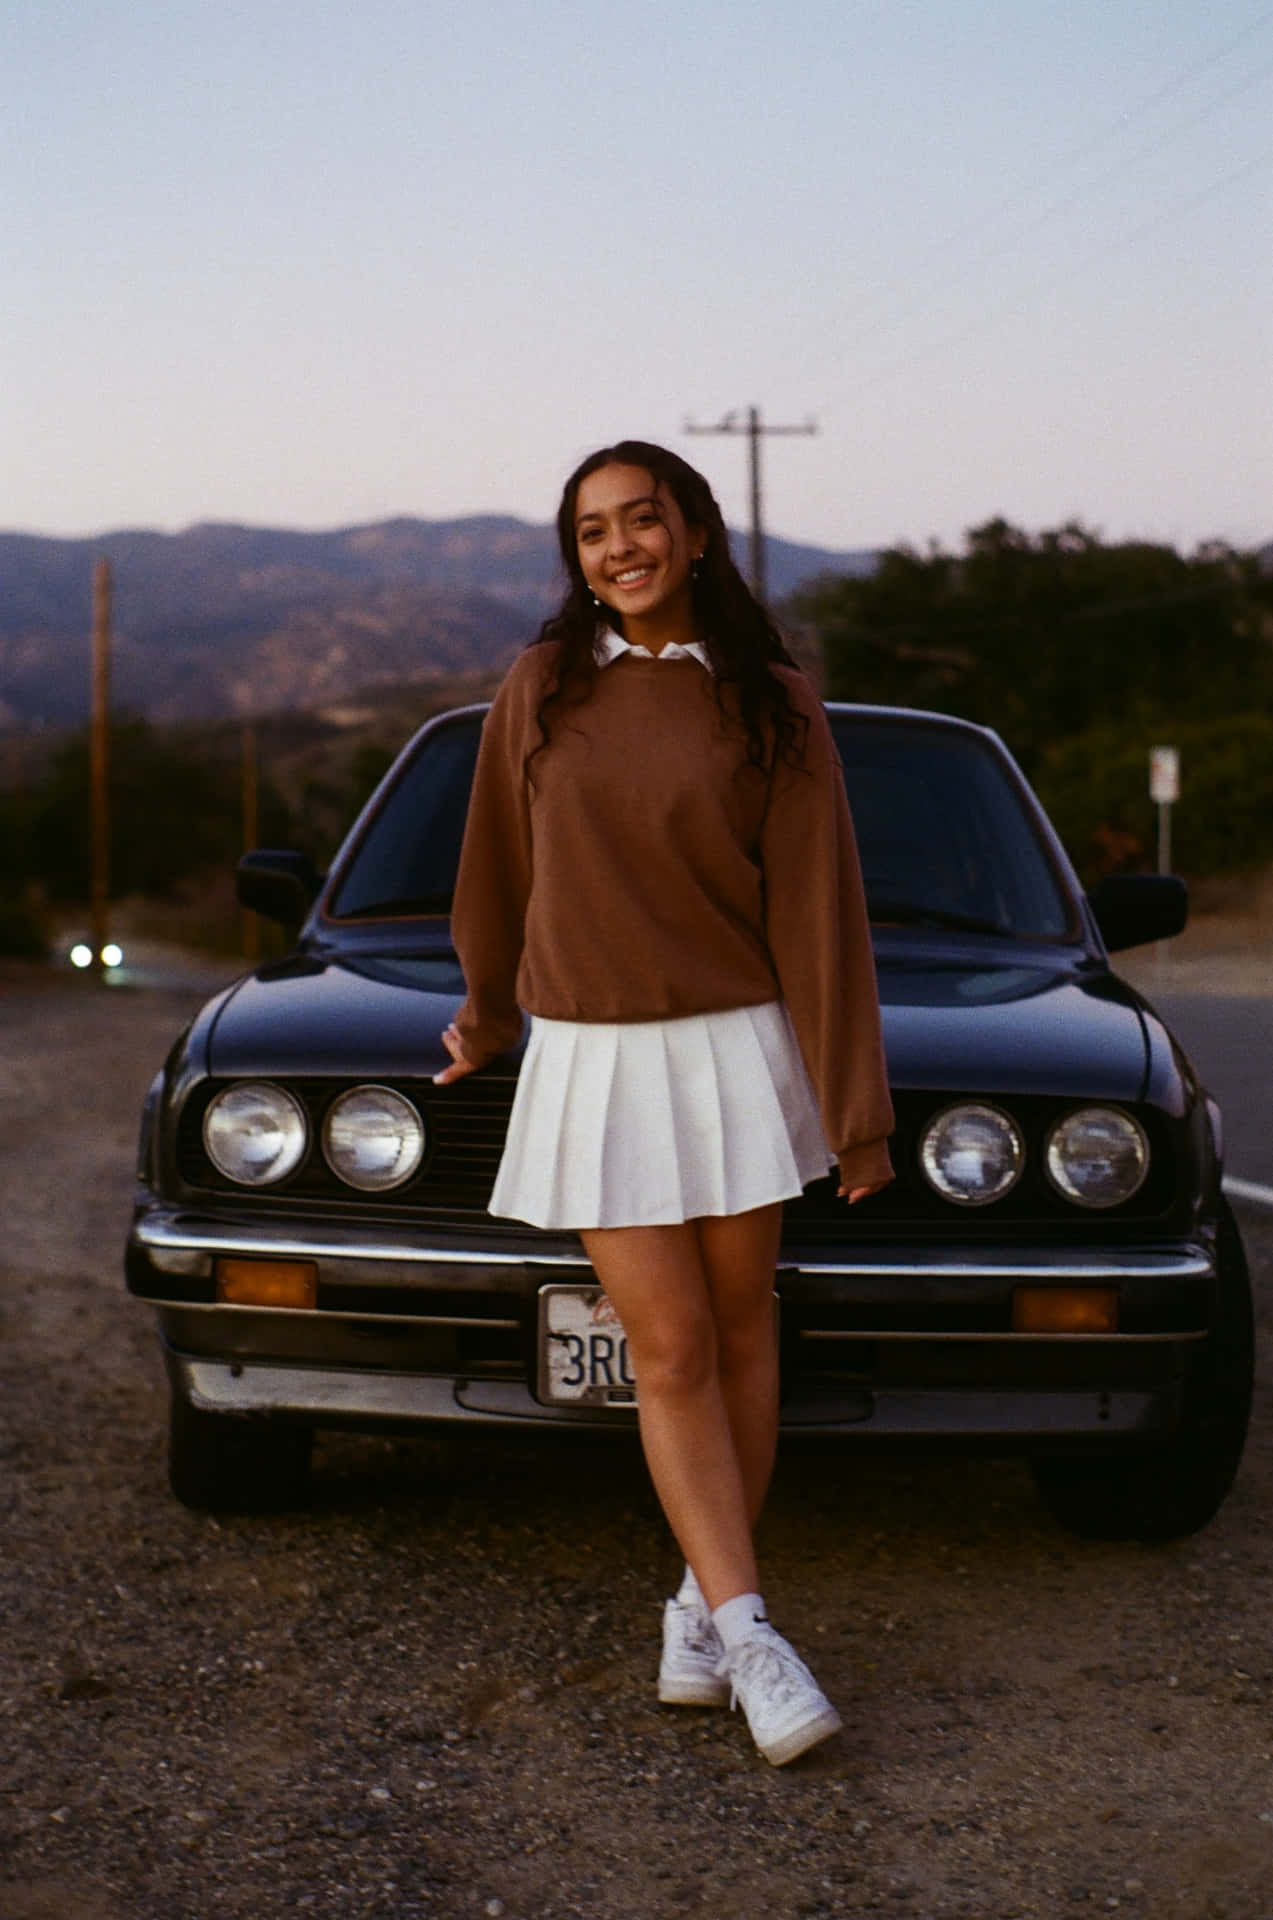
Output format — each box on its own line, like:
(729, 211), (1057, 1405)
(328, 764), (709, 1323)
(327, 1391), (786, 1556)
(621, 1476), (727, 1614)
(176, 1076), (1183, 1232)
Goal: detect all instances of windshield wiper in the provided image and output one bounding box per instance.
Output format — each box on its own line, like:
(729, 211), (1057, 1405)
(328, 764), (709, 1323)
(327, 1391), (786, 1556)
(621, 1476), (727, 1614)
(868, 897), (1013, 937)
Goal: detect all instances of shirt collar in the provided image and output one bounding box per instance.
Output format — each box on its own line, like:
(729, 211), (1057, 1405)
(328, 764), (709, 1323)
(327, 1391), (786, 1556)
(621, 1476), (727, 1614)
(595, 626), (714, 673)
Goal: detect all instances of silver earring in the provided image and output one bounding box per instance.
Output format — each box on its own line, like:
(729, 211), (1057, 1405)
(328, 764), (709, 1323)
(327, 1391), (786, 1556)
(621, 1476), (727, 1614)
(590, 591), (602, 608)
(691, 557), (701, 581)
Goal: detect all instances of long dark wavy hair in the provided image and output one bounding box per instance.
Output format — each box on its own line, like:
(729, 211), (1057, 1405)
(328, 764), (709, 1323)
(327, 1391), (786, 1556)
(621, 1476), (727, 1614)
(528, 440), (807, 777)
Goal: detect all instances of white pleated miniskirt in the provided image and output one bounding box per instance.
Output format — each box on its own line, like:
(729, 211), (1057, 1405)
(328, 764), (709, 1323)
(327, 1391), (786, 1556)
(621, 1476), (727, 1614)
(488, 1000), (834, 1231)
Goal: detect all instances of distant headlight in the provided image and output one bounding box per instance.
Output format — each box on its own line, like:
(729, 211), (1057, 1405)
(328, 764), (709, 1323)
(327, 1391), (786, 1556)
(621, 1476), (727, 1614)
(203, 1082), (307, 1186)
(920, 1103), (1024, 1206)
(1045, 1107), (1148, 1208)
(322, 1086), (425, 1191)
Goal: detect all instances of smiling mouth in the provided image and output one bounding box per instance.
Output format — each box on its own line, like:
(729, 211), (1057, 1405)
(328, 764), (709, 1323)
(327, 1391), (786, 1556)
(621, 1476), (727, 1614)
(610, 567), (654, 588)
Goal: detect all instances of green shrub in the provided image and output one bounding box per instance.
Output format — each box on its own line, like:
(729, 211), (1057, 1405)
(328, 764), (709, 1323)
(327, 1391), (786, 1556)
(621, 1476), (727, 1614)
(0, 895), (50, 960)
(1034, 714), (1273, 884)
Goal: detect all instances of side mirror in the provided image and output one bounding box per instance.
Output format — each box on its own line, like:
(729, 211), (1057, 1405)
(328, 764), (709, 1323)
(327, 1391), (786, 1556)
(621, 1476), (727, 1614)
(237, 850), (323, 926)
(1089, 873), (1188, 953)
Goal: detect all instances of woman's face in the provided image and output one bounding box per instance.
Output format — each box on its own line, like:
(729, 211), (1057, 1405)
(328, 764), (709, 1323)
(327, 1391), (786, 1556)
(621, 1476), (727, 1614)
(574, 462), (703, 626)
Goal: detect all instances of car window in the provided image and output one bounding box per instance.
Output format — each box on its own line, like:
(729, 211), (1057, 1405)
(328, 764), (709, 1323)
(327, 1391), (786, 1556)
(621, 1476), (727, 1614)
(831, 716), (1073, 939)
(327, 709), (1074, 940)
(327, 717), (483, 918)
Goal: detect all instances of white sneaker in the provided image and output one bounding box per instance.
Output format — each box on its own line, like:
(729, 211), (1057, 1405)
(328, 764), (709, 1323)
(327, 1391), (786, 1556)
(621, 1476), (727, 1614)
(715, 1626), (842, 1765)
(658, 1598), (731, 1707)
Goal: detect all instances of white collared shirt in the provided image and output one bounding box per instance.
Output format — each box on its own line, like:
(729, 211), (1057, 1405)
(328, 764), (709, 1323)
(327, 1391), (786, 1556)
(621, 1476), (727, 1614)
(595, 626), (713, 673)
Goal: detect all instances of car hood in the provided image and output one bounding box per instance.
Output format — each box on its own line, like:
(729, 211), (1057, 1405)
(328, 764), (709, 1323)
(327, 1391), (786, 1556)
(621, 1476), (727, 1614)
(205, 953), (476, 1079)
(876, 956), (1151, 1100)
(205, 949), (1153, 1104)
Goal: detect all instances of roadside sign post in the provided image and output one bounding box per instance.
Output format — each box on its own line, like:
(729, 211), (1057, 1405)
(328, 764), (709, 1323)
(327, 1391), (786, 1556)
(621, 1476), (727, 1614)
(1149, 746), (1179, 875)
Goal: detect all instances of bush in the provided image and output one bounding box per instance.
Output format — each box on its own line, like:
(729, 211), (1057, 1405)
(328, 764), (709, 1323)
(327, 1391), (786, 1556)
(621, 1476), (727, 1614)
(22, 718), (295, 905)
(0, 895), (50, 960)
(1034, 713), (1273, 884)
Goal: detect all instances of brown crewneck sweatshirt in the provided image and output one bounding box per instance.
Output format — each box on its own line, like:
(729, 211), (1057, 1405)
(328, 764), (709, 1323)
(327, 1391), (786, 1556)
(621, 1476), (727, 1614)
(450, 641), (895, 1191)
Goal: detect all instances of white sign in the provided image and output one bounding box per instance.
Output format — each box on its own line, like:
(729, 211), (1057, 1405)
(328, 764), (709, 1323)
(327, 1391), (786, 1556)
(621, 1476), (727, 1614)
(1149, 746), (1179, 804)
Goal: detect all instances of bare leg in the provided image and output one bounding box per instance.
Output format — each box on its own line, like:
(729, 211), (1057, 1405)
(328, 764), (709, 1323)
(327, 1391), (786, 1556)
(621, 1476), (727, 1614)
(696, 1202), (783, 1529)
(580, 1204), (782, 1612)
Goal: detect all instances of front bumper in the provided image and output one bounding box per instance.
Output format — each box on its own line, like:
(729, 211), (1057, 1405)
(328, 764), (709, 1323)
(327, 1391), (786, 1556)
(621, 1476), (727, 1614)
(129, 1205), (1215, 1444)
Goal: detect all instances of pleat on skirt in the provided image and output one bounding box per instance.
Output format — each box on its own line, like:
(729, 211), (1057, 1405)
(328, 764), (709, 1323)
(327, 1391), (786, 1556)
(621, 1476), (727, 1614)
(488, 1000), (833, 1230)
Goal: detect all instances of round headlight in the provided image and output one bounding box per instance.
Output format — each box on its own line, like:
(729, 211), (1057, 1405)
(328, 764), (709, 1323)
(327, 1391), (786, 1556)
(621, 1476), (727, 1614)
(1045, 1107), (1148, 1208)
(920, 1103), (1024, 1206)
(322, 1086), (425, 1191)
(203, 1082), (307, 1186)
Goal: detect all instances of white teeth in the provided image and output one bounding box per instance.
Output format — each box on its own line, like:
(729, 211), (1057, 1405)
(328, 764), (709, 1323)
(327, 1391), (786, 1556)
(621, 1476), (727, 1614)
(614, 569), (651, 584)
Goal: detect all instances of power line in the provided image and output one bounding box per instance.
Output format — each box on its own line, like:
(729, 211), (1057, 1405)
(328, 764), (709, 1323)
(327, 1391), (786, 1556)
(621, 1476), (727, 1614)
(901, 49), (1273, 335)
(814, 8), (1273, 365)
(852, 141), (1273, 397)
(920, 4), (1273, 263)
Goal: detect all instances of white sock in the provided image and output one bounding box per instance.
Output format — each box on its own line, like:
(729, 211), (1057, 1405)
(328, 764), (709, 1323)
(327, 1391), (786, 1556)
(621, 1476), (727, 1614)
(676, 1565), (704, 1607)
(712, 1591), (770, 1650)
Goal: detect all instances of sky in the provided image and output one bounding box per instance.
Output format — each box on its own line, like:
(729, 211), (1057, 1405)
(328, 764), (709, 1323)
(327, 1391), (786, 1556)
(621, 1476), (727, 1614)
(3, 0), (1271, 555)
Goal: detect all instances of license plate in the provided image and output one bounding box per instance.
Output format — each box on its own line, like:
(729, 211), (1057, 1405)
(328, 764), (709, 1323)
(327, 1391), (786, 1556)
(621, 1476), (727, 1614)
(537, 1284), (638, 1408)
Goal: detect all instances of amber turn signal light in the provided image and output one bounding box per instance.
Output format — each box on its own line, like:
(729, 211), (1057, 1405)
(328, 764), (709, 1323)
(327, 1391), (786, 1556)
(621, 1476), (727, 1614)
(1012, 1286), (1118, 1333)
(216, 1258), (317, 1309)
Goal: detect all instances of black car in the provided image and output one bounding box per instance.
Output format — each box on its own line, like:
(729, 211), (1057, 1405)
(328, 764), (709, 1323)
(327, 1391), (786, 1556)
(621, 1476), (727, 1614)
(126, 702), (1253, 1541)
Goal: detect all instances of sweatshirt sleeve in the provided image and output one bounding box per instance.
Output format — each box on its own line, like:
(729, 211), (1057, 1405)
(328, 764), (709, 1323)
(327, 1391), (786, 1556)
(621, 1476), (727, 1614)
(449, 655), (539, 1066)
(760, 680), (895, 1191)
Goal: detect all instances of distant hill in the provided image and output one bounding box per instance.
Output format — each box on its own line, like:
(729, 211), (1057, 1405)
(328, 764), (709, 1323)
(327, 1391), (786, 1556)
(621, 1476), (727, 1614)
(0, 516), (877, 729)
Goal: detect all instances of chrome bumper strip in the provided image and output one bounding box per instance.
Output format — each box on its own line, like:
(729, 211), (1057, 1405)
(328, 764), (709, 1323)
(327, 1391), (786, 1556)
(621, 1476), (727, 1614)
(794, 1254), (1213, 1280)
(133, 1213), (1213, 1283)
(134, 1214), (589, 1269)
(152, 1298), (518, 1329)
(799, 1327), (1205, 1344)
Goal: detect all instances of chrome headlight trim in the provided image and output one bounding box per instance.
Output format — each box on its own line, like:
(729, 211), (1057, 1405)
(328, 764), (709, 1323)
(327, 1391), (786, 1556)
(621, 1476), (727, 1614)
(919, 1102), (1025, 1207)
(322, 1084), (426, 1192)
(202, 1081), (308, 1187)
(1045, 1106), (1149, 1209)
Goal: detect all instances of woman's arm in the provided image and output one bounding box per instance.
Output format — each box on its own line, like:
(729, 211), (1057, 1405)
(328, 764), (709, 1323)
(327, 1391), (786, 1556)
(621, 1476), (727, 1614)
(445, 655), (540, 1072)
(760, 680), (895, 1198)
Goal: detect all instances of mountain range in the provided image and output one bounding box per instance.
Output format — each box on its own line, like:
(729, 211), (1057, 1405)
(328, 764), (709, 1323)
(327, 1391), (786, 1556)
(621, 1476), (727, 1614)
(0, 516), (877, 730)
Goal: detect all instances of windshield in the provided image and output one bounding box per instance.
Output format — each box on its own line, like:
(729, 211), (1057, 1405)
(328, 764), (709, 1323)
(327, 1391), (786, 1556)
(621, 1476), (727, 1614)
(327, 717), (483, 919)
(831, 715), (1073, 940)
(327, 709), (1074, 940)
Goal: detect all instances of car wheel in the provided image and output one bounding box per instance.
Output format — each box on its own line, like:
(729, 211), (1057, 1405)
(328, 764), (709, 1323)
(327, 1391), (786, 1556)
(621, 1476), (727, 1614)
(168, 1390), (313, 1511)
(1031, 1199), (1254, 1542)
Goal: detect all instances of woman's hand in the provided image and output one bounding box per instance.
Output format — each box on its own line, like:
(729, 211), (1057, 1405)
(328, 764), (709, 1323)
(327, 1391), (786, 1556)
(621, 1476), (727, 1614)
(837, 1180), (890, 1205)
(433, 1023), (478, 1086)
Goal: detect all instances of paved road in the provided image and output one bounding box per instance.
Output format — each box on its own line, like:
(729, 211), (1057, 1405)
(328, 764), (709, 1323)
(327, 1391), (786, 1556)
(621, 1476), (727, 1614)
(1138, 992), (1273, 1196)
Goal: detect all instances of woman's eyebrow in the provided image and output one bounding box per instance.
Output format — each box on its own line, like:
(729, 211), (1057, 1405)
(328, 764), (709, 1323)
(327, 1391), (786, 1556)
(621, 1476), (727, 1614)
(575, 493), (660, 529)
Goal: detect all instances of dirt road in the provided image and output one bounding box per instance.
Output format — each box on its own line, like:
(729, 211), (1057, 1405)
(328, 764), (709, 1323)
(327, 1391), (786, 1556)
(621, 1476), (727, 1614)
(2, 974), (1271, 1920)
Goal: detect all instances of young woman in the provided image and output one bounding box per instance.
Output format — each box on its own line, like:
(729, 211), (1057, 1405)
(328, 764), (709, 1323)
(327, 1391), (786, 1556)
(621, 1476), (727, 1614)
(435, 441), (894, 1766)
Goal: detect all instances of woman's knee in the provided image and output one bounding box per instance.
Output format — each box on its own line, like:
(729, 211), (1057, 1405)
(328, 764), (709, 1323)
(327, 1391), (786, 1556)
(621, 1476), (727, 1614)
(714, 1301), (777, 1382)
(629, 1311), (718, 1397)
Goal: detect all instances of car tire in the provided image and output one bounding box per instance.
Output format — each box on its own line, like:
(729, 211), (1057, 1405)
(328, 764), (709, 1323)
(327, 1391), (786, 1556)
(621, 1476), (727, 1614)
(1031, 1199), (1254, 1543)
(168, 1391), (313, 1512)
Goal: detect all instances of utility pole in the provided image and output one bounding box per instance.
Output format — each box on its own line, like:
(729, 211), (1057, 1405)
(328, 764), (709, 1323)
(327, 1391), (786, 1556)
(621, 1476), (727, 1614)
(90, 558), (112, 976)
(685, 406), (817, 605)
(241, 719), (260, 965)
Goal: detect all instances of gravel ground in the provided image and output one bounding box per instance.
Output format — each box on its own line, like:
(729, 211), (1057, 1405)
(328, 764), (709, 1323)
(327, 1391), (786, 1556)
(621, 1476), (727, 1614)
(2, 972), (1272, 1920)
